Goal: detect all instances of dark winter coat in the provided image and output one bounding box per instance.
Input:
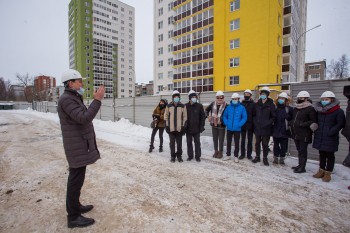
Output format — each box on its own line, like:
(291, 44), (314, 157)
(253, 98), (276, 136)
(152, 105), (166, 128)
(241, 99), (255, 130)
(185, 102), (206, 134)
(205, 101), (227, 128)
(341, 100), (350, 142)
(57, 88), (101, 168)
(313, 100), (346, 152)
(272, 104), (293, 139)
(290, 101), (317, 143)
(223, 101), (247, 132)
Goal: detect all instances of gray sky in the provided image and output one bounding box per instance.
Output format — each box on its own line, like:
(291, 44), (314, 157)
(0, 0), (349, 85)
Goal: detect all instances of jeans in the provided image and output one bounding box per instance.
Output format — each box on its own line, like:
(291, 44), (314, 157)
(241, 129), (253, 157)
(273, 137), (288, 158)
(150, 127), (164, 147)
(186, 132), (201, 159)
(212, 126), (226, 152)
(66, 166), (86, 221)
(255, 135), (270, 158)
(227, 130), (241, 157)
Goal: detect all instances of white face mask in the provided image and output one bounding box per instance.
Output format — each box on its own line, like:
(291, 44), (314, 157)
(77, 87), (85, 95)
(191, 97), (197, 103)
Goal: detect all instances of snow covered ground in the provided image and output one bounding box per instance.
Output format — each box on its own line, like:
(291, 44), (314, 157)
(0, 109), (350, 232)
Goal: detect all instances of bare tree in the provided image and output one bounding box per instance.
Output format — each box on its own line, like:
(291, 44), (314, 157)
(0, 78), (15, 101)
(15, 73), (34, 102)
(327, 54), (349, 79)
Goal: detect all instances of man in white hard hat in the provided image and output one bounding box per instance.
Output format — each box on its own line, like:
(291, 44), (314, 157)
(240, 89), (255, 160)
(57, 69), (105, 228)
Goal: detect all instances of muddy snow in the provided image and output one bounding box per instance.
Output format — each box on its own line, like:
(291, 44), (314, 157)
(0, 110), (350, 232)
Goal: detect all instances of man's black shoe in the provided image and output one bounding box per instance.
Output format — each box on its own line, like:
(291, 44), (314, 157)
(68, 216), (95, 228)
(252, 157), (261, 163)
(178, 158), (183, 163)
(170, 157), (176, 163)
(80, 204), (93, 214)
(238, 155), (245, 160)
(195, 158), (201, 162)
(187, 158), (193, 161)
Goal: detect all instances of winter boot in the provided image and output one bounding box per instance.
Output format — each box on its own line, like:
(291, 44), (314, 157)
(217, 151), (223, 159)
(149, 145), (155, 153)
(279, 157), (285, 165)
(292, 156), (301, 170)
(238, 155), (245, 160)
(273, 157), (279, 164)
(313, 168), (325, 179)
(294, 157), (306, 173)
(170, 157), (176, 163)
(159, 146), (163, 152)
(252, 156), (261, 163)
(213, 151), (219, 158)
(322, 171), (332, 182)
(263, 157), (269, 166)
(247, 155), (252, 160)
(178, 157), (183, 163)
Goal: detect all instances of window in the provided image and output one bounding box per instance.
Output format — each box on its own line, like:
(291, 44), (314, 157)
(158, 47), (163, 55)
(229, 76), (240, 85)
(158, 60), (163, 67)
(230, 19), (240, 31)
(310, 73), (320, 79)
(158, 73), (163, 79)
(168, 30), (173, 38)
(230, 0), (240, 12)
(168, 2), (174, 11)
(168, 44), (173, 52)
(229, 57), (240, 67)
(158, 34), (163, 42)
(168, 16), (174, 25)
(158, 21), (163, 29)
(168, 58), (173, 65)
(308, 65), (321, 70)
(230, 38), (240, 49)
(168, 71), (173, 78)
(158, 85), (163, 92)
(158, 7), (163, 16)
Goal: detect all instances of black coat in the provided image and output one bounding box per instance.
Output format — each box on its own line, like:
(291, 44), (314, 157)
(313, 100), (345, 152)
(273, 104), (293, 138)
(342, 100), (350, 142)
(57, 88), (101, 168)
(185, 102), (206, 134)
(241, 99), (255, 130)
(253, 98), (276, 136)
(290, 101), (317, 143)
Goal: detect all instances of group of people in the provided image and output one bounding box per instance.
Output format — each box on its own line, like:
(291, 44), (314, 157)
(149, 87), (347, 184)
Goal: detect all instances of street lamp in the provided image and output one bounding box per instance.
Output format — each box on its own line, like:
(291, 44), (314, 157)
(295, 24), (321, 82)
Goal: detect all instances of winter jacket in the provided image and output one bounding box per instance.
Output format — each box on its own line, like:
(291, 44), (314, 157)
(290, 101), (317, 143)
(272, 104), (293, 139)
(241, 99), (255, 130)
(164, 102), (187, 133)
(253, 98), (276, 136)
(205, 101), (227, 128)
(57, 88), (101, 168)
(313, 99), (345, 152)
(223, 101), (247, 132)
(185, 102), (206, 134)
(341, 100), (350, 142)
(152, 105), (166, 128)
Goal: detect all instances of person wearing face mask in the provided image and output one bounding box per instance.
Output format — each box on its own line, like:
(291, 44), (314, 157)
(222, 93), (247, 162)
(57, 69), (105, 228)
(252, 86), (276, 166)
(149, 99), (168, 153)
(312, 91), (345, 182)
(185, 90), (206, 162)
(290, 91), (318, 173)
(205, 91), (227, 159)
(164, 90), (188, 163)
(272, 92), (293, 165)
(240, 89), (255, 160)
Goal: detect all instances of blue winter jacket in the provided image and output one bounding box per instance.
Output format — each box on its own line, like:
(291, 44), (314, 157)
(223, 101), (247, 132)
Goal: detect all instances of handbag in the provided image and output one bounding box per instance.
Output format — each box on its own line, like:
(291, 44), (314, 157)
(343, 153), (350, 168)
(150, 120), (157, 129)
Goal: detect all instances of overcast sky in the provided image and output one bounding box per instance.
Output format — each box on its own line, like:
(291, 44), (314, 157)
(0, 0), (349, 85)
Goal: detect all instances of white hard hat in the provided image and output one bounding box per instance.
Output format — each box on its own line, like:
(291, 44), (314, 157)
(244, 89), (252, 95)
(231, 93), (240, 99)
(278, 92), (289, 99)
(188, 90), (196, 96)
(260, 86), (270, 92)
(61, 69), (83, 83)
(172, 90), (180, 96)
(320, 91), (335, 98)
(297, 91), (310, 98)
(216, 90), (224, 97)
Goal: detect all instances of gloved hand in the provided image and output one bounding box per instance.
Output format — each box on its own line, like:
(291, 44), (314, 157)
(200, 127), (205, 133)
(166, 126), (170, 134)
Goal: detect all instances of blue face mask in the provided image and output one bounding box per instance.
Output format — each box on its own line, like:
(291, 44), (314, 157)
(77, 87), (85, 95)
(321, 100), (330, 106)
(278, 99), (285, 105)
(174, 97), (180, 103)
(191, 97), (197, 103)
(232, 100), (238, 105)
(260, 94), (267, 100)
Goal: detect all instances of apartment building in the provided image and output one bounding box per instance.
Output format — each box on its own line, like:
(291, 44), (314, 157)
(304, 60), (326, 82)
(154, 0), (307, 93)
(68, 0), (135, 98)
(34, 75), (56, 92)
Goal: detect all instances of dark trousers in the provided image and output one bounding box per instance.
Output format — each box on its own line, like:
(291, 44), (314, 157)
(169, 132), (183, 159)
(241, 129), (254, 157)
(150, 127), (164, 147)
(294, 139), (309, 168)
(227, 130), (241, 157)
(273, 137), (288, 158)
(212, 126), (226, 152)
(66, 166), (86, 221)
(255, 135), (270, 158)
(186, 133), (201, 159)
(319, 151), (335, 172)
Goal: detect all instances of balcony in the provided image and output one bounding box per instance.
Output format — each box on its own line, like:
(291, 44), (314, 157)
(283, 26), (291, 35)
(282, 45), (290, 54)
(284, 6), (292, 15)
(282, 64), (290, 72)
